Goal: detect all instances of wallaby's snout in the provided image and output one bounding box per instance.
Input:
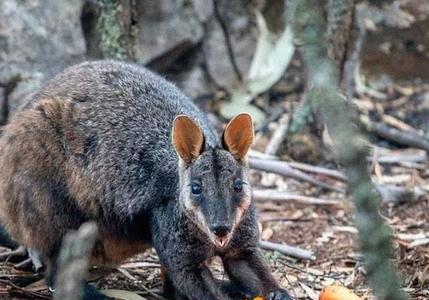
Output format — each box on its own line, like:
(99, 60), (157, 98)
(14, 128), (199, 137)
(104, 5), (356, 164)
(173, 113), (254, 248)
(211, 224), (231, 237)
(210, 223), (232, 248)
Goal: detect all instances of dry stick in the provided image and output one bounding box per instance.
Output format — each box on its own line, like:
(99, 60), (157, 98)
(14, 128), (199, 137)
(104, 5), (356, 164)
(252, 149), (427, 165)
(341, 2), (367, 101)
(252, 189), (340, 206)
(259, 240), (315, 261)
(376, 153), (427, 164)
(249, 157), (345, 193)
(291, 1), (408, 299)
(250, 156), (424, 204)
(117, 268), (167, 300)
(54, 222), (99, 300)
(0, 279), (51, 299)
(265, 116), (290, 156)
(361, 117), (429, 153)
(286, 161), (347, 181)
(250, 151), (347, 181)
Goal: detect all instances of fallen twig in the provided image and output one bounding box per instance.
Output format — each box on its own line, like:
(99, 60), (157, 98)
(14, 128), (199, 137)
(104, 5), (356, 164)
(0, 279), (50, 299)
(119, 262), (161, 269)
(381, 115), (417, 132)
(341, 2), (369, 101)
(252, 189), (340, 206)
(265, 116), (289, 156)
(286, 161), (347, 181)
(259, 240), (315, 260)
(376, 153), (427, 164)
(408, 238), (429, 249)
(250, 151), (347, 181)
(361, 116), (429, 153)
(116, 268), (167, 300)
(250, 157), (345, 193)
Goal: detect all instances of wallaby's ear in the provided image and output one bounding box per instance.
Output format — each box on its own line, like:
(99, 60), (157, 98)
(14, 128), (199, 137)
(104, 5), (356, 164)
(172, 115), (205, 164)
(222, 113), (254, 160)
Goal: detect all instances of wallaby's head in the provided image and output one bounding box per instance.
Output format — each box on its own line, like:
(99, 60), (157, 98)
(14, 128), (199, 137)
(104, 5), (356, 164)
(172, 113), (254, 248)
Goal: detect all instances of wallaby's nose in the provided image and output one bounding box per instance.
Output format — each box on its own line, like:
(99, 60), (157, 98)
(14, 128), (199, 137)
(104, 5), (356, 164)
(211, 224), (231, 237)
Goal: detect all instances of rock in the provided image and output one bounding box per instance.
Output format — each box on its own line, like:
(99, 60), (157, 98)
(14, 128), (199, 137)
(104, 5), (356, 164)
(203, 0), (256, 90)
(134, 0), (256, 92)
(0, 0), (86, 118)
(134, 0), (204, 64)
(8, 75), (43, 119)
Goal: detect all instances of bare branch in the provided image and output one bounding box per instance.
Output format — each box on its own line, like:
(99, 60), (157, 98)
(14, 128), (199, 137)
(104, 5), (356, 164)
(253, 189), (340, 206)
(259, 240), (315, 261)
(249, 157), (346, 193)
(361, 116), (429, 153)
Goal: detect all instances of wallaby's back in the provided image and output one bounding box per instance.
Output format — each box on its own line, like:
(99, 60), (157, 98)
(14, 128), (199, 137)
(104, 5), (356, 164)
(0, 60), (218, 260)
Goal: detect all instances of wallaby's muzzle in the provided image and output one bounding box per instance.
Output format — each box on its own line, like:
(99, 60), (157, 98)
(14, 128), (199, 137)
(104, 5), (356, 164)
(204, 199), (235, 248)
(210, 222), (232, 248)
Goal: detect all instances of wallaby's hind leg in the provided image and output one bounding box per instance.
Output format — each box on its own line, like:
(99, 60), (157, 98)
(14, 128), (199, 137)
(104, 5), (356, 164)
(12, 247), (43, 271)
(0, 245), (44, 272)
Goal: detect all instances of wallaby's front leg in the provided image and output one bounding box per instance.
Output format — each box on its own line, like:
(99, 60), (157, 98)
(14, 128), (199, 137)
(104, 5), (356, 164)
(162, 262), (233, 300)
(223, 248), (292, 300)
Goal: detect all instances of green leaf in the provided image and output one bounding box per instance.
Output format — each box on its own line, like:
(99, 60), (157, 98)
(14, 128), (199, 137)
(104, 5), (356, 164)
(220, 101), (265, 124)
(247, 11), (295, 96)
(220, 10), (295, 124)
(100, 289), (148, 300)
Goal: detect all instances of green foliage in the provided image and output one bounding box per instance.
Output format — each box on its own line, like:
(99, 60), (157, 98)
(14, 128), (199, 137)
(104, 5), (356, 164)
(287, 102), (311, 135)
(97, 0), (125, 60)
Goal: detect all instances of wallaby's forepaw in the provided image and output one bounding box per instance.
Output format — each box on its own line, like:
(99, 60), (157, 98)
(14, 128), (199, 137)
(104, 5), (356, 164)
(0, 245), (43, 272)
(267, 289), (293, 300)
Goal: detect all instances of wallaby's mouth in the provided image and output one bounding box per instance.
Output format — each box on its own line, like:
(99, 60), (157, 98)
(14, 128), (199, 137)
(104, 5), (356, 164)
(209, 223), (233, 248)
(212, 234), (232, 248)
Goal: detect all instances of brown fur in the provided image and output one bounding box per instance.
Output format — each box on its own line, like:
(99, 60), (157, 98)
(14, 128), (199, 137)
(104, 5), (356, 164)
(222, 113), (254, 160)
(92, 236), (149, 266)
(172, 115), (205, 164)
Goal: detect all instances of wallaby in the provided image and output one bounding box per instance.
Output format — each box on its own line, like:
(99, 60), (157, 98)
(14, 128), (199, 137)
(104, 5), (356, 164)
(0, 61), (291, 300)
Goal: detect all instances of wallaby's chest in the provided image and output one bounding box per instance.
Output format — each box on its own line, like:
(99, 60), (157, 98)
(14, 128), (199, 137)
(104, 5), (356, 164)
(91, 235), (150, 266)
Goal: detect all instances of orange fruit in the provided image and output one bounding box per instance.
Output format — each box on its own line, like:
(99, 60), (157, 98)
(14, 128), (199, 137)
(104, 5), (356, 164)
(319, 285), (362, 300)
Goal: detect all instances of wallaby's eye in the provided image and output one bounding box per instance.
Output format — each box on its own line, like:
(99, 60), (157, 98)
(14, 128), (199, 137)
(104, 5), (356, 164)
(234, 181), (243, 193)
(191, 182), (202, 195)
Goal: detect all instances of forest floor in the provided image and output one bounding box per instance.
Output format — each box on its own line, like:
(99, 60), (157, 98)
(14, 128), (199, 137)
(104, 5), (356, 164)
(0, 81), (428, 300)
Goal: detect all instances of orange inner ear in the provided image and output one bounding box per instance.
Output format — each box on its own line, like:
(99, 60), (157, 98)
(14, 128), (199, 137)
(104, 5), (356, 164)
(172, 115), (204, 164)
(223, 113), (254, 160)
